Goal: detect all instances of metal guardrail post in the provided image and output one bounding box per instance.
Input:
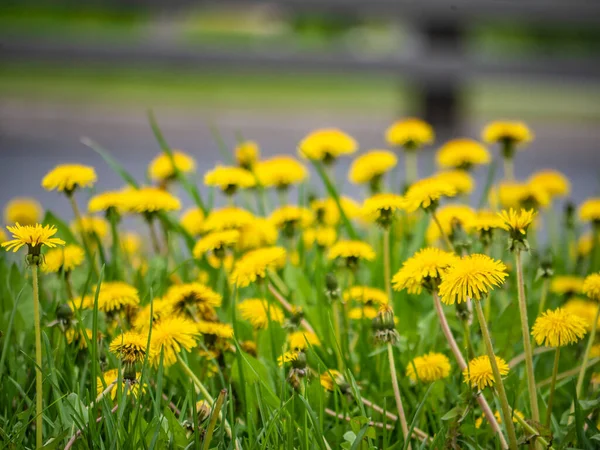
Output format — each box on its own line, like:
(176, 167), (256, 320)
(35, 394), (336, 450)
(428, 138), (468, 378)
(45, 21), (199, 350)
(417, 19), (464, 132)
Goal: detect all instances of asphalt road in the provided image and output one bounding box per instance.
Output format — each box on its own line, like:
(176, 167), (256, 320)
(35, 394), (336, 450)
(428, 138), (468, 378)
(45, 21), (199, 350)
(1, 100), (599, 225)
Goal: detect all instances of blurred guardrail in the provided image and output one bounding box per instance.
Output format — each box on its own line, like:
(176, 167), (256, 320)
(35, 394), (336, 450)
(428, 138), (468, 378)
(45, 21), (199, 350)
(2, 0), (600, 130)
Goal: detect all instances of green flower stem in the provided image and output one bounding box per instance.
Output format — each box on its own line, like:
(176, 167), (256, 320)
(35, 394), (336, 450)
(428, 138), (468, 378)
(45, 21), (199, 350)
(430, 210), (455, 252)
(203, 389), (227, 450)
(575, 303), (600, 397)
(267, 282), (316, 334)
(146, 217), (162, 254)
(404, 150), (418, 186)
(484, 293), (493, 325)
(545, 347), (560, 427)
(177, 353), (214, 403)
(68, 193), (98, 277)
(433, 292), (508, 449)
(515, 249), (540, 423)
(537, 278), (549, 317)
(503, 158), (515, 181)
(108, 209), (121, 279)
(474, 299), (519, 450)
(383, 228), (392, 302)
(31, 264), (43, 449)
(332, 300), (344, 370)
(386, 342), (410, 449)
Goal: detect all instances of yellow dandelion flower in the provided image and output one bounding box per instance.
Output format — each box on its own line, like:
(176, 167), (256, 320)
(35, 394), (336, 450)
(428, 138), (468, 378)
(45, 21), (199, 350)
(88, 189), (130, 213)
(235, 141), (260, 169)
(476, 410), (524, 429)
(361, 193), (404, 226)
(150, 316), (200, 367)
(406, 352), (451, 383)
(288, 331), (321, 351)
(87, 281), (139, 313)
(41, 164), (97, 193)
(277, 351), (299, 367)
(564, 298), (600, 331)
(439, 254), (508, 305)
(425, 204), (475, 244)
(202, 206), (254, 232)
(392, 247), (458, 294)
(97, 369), (145, 399)
(344, 286), (388, 305)
(148, 151), (196, 182)
(348, 150), (397, 184)
(579, 198), (600, 223)
(204, 165), (255, 193)
(463, 355), (509, 390)
(121, 232), (142, 256)
(385, 118), (434, 149)
(4, 197), (43, 226)
(298, 128), (357, 162)
(109, 331), (149, 363)
(180, 207), (204, 236)
(2, 223), (65, 253)
(531, 308), (587, 347)
(584, 273), (600, 301)
(133, 297), (174, 331)
(164, 283), (222, 316)
(208, 253), (234, 272)
(348, 306), (379, 320)
(320, 369), (349, 392)
(193, 230), (240, 258)
(303, 226), (337, 249)
(310, 197), (361, 226)
(124, 187), (181, 213)
(255, 156), (308, 189)
(432, 170), (474, 195)
(402, 177), (457, 212)
(436, 138), (490, 170)
(71, 216), (109, 240)
(467, 210), (506, 232)
(498, 208), (536, 236)
(328, 240), (375, 263)
(270, 205), (314, 229)
(42, 245), (85, 273)
(493, 181), (550, 210)
(230, 246), (287, 287)
(240, 340), (258, 356)
(196, 321), (234, 339)
(0, 229), (6, 244)
(551, 276), (584, 296)
(482, 121), (533, 146)
(238, 298), (285, 329)
(237, 218), (278, 251)
(65, 328), (98, 350)
(577, 233), (597, 258)
(528, 170), (570, 198)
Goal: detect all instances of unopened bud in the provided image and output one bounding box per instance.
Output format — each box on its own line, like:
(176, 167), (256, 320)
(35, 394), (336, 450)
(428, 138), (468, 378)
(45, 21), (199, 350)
(56, 303), (73, 324)
(325, 273), (340, 300)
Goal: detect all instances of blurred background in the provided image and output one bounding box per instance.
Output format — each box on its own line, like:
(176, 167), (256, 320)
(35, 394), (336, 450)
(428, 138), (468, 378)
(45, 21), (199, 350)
(1, 0), (600, 219)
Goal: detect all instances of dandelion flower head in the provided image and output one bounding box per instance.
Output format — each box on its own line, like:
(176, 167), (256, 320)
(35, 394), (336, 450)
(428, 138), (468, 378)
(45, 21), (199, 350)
(238, 298), (285, 329)
(386, 118), (434, 149)
(583, 273), (600, 301)
(298, 128), (357, 162)
(42, 164), (97, 193)
(528, 170), (570, 198)
(550, 276), (584, 296)
(255, 156), (308, 189)
(288, 331), (321, 351)
(344, 286), (388, 305)
(579, 198), (600, 223)
(531, 308), (587, 347)
(402, 177), (457, 212)
(348, 150), (397, 184)
(438, 254), (508, 305)
(180, 207), (205, 236)
(231, 246), (287, 287)
(150, 316), (200, 367)
(4, 197), (43, 226)
(425, 204), (475, 244)
(328, 240), (375, 263)
(42, 245), (85, 273)
(392, 247), (458, 294)
(482, 120), (533, 146)
(2, 223), (65, 253)
(204, 165), (255, 192)
(235, 140), (260, 169)
(149, 151), (196, 181)
(463, 355), (509, 390)
(436, 138), (490, 170)
(110, 331), (149, 363)
(406, 352), (451, 383)
(432, 170), (475, 195)
(202, 206), (254, 232)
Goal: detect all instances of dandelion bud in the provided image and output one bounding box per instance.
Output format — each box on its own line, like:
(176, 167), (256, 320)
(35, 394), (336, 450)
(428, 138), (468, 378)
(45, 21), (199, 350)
(325, 272), (340, 300)
(196, 400), (212, 424)
(372, 305), (400, 344)
(455, 300), (473, 326)
(122, 361), (137, 382)
(56, 303), (73, 325)
(536, 253), (554, 280)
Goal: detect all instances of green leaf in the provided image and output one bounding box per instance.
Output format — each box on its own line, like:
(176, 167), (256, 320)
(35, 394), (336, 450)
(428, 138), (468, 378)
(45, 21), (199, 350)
(81, 137), (139, 188)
